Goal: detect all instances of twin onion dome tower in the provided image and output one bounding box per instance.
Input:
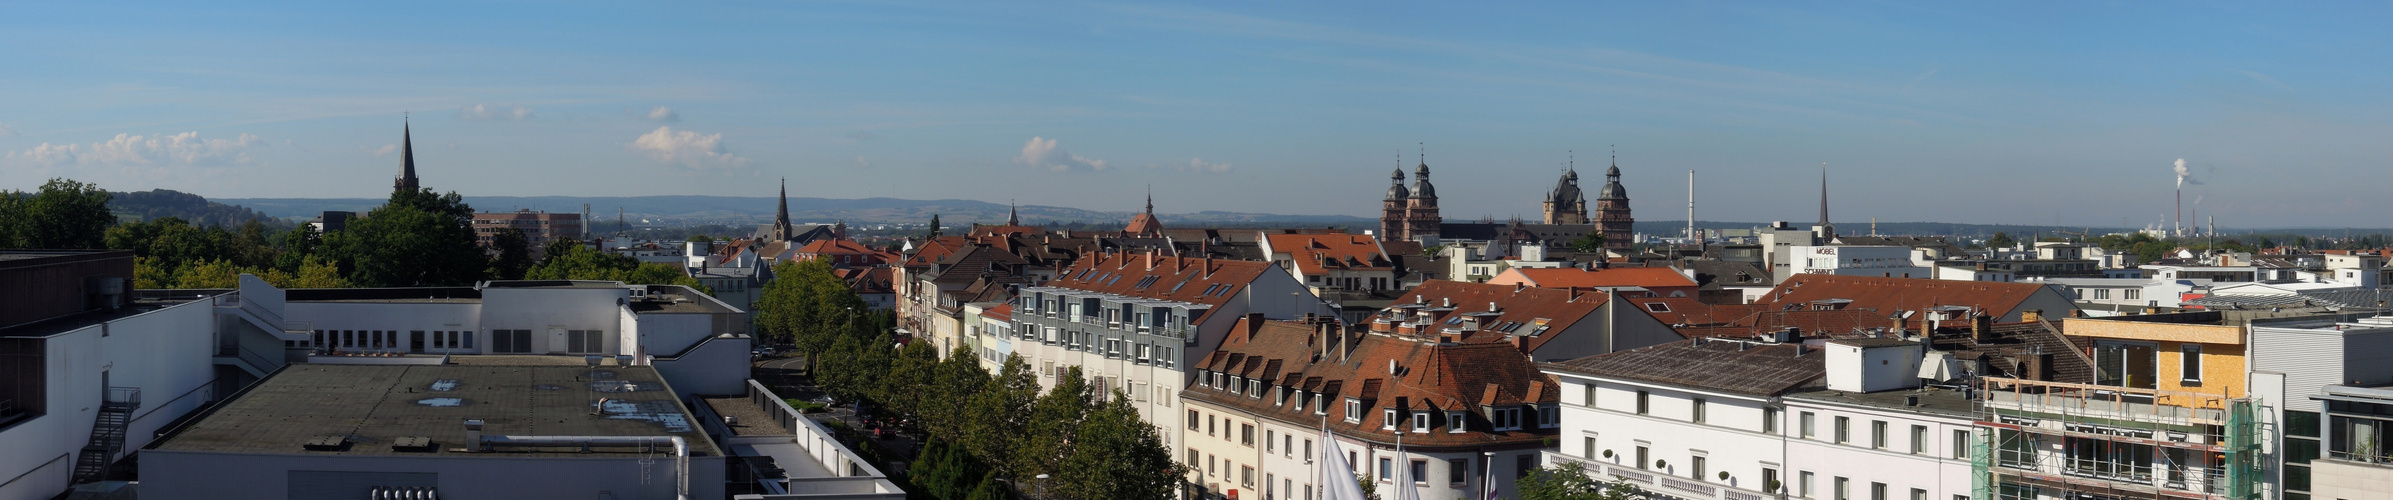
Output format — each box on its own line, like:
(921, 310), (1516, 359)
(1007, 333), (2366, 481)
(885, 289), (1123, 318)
(1379, 150), (1633, 252)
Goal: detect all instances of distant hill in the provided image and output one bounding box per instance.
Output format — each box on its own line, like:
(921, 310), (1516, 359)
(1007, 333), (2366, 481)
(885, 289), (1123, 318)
(220, 195), (1380, 228)
(109, 189), (289, 228)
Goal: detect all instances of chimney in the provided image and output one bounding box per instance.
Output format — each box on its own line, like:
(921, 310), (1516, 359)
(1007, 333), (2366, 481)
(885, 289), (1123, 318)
(1243, 312), (1265, 343)
(1515, 282), (1527, 293)
(1890, 311), (1907, 337)
(1317, 320), (1336, 360)
(1971, 314), (1994, 342)
(1146, 250), (1156, 270)
(2021, 309), (2044, 322)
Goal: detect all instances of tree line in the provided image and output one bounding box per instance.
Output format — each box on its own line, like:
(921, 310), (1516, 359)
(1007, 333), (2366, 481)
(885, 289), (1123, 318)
(3, 178), (705, 293)
(755, 258), (1183, 499)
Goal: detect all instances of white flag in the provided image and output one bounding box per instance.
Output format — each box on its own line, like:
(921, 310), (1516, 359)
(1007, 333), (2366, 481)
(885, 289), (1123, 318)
(1319, 428), (1371, 500)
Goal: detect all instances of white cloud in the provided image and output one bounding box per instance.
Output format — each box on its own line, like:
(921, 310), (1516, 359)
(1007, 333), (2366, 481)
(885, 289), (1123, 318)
(852, 156), (872, 168)
(0, 121), (18, 137)
(457, 103), (534, 121)
(630, 126), (750, 170)
(1014, 137), (1109, 172)
(645, 106), (680, 122)
(368, 143), (397, 156)
(1179, 157), (1233, 174)
(6, 131), (263, 166)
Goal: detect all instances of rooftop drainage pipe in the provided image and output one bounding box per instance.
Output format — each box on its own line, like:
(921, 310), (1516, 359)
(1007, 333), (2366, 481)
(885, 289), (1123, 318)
(477, 435), (689, 500)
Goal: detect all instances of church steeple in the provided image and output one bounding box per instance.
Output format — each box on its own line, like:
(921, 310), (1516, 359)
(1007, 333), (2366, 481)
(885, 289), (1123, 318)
(394, 118), (420, 193)
(1813, 163), (1835, 241)
(1006, 200), (1020, 226)
(772, 178), (794, 241)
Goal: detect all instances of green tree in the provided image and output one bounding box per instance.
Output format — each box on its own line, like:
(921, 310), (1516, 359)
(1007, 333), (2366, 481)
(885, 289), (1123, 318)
(488, 228), (534, 280)
(1050, 393), (1183, 500)
(523, 242), (712, 293)
(1986, 231), (2016, 249)
(1011, 366), (1093, 483)
(927, 214), (942, 238)
(1516, 461), (1646, 500)
(4, 179), (116, 249)
(755, 257), (870, 357)
(1566, 232), (1606, 254)
(320, 190), (487, 287)
(879, 340), (940, 427)
(685, 234), (713, 243)
(963, 355), (1041, 476)
(275, 225), (322, 273)
(961, 474), (1011, 500)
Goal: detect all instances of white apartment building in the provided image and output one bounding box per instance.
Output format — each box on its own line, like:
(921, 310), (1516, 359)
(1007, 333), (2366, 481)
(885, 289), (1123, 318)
(1541, 338), (1822, 500)
(1790, 245), (1931, 280)
(1010, 252), (1334, 454)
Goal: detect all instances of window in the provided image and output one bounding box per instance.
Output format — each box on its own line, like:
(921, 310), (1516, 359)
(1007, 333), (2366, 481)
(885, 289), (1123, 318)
(1801, 412), (1816, 438)
(1870, 482), (1886, 500)
(1584, 436), (1598, 459)
(1265, 473), (1275, 499)
(1834, 477), (1850, 500)
(1448, 411), (1468, 433)
(1835, 416), (1851, 444)
(1266, 430), (1276, 453)
(1953, 429), (1970, 460)
(1763, 468), (1779, 495)
(1284, 433), (1293, 457)
(1409, 459), (1427, 484)
(1242, 424), (1255, 446)
(1242, 466), (1255, 487)
(1305, 439), (1313, 462)
(1188, 410), (1200, 430)
(1539, 404), (1559, 428)
(1582, 383), (1597, 407)
(1412, 412), (1430, 433)
(1636, 391), (1650, 414)
(1911, 425), (1928, 454)
(1764, 408), (1780, 434)
(1692, 398), (1707, 423)
(566, 329), (605, 353)
(1448, 458), (1467, 484)
(1345, 399), (1362, 423)
(1799, 471), (1814, 497)
(1379, 457), (1393, 481)
(1490, 407), (1523, 431)
(2182, 344), (2203, 382)
(1188, 448), (1199, 468)
(1383, 408), (1398, 430)
(1910, 488), (1926, 500)
(1207, 454), (1217, 476)
(1636, 446), (1649, 469)
(1871, 420), (1887, 449)
(1691, 455), (1706, 481)
(1208, 414), (1216, 436)
(2124, 289), (2141, 300)
(491, 329), (533, 353)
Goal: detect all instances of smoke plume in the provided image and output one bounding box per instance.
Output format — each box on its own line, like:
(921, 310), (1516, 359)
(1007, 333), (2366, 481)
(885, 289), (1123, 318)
(2173, 158), (2201, 187)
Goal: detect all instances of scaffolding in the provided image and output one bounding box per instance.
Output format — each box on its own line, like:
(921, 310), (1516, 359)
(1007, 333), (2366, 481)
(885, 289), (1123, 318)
(1970, 377), (2260, 500)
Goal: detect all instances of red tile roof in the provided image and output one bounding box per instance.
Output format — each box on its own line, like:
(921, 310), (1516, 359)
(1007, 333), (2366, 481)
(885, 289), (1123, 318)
(1189, 318), (1558, 448)
(1263, 233), (1393, 275)
(980, 303), (1014, 322)
(1044, 252), (1275, 323)
(1756, 274), (2062, 329)
(1125, 213), (1163, 235)
(1378, 280), (1623, 354)
(1500, 267), (1697, 290)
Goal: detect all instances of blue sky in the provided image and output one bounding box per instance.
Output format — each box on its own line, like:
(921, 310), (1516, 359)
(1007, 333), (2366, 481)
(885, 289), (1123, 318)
(3, 1), (2388, 228)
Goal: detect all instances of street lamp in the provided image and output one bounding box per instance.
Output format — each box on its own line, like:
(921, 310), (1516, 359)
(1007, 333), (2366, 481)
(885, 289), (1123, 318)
(1034, 474), (1050, 499)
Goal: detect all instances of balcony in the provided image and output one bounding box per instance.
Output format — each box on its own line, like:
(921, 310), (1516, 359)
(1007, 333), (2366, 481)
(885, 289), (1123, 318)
(1543, 452), (1780, 500)
(1979, 377), (2233, 427)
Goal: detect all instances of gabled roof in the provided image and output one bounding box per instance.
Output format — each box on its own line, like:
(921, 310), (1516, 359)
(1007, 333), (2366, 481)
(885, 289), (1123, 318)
(1502, 267), (1696, 290)
(1264, 233), (1393, 275)
(1125, 213), (1164, 235)
(1379, 280), (1623, 353)
(1188, 318), (1559, 448)
(1758, 274), (2067, 327)
(797, 238), (880, 256)
(1038, 252), (1276, 316)
(1542, 339), (1824, 397)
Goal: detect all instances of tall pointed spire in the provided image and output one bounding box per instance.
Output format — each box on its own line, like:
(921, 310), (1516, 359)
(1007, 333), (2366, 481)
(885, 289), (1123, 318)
(394, 116), (420, 193)
(1144, 185), (1154, 214)
(1817, 163), (1829, 227)
(1007, 199), (1020, 226)
(773, 178), (793, 241)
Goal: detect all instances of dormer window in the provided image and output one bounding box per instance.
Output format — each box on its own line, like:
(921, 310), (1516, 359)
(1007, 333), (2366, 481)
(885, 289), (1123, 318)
(1447, 411), (1468, 433)
(1412, 412), (1431, 433)
(1383, 408), (1398, 430)
(1345, 398), (1362, 423)
(1487, 406), (1523, 431)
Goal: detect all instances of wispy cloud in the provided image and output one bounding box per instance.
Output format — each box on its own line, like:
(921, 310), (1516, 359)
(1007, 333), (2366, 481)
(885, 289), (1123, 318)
(0, 121), (18, 137)
(630, 126), (749, 171)
(1014, 137), (1109, 172)
(367, 143), (397, 156)
(457, 103), (534, 121)
(1178, 157), (1233, 174)
(6, 131), (263, 166)
(2230, 69), (2293, 92)
(644, 106), (680, 122)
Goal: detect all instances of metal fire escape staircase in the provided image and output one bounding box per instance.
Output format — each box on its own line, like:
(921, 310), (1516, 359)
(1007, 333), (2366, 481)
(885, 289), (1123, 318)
(71, 387), (140, 484)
